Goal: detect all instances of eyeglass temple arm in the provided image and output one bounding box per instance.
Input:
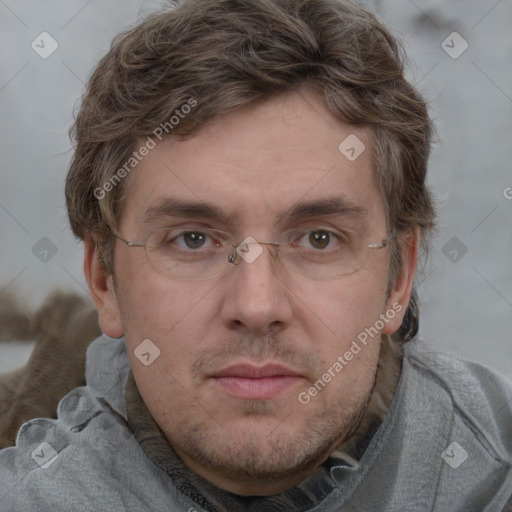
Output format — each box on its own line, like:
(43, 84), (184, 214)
(368, 230), (395, 250)
(112, 231), (146, 248)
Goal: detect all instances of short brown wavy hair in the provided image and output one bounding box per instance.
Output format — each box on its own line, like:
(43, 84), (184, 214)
(65, 0), (436, 342)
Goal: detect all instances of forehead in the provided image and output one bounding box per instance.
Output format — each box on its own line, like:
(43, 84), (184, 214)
(119, 91), (385, 234)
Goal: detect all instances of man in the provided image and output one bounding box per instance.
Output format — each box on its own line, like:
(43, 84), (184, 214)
(1, 0), (511, 510)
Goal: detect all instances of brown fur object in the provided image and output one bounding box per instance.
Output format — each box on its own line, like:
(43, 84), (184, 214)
(0, 291), (101, 448)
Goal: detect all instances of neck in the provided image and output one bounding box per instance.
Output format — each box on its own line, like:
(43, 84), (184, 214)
(171, 444), (336, 496)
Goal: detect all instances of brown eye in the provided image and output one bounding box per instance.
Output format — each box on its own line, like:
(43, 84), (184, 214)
(308, 230), (331, 249)
(183, 232), (207, 249)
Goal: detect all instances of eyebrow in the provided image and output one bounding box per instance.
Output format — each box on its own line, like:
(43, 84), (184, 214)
(280, 197), (368, 225)
(143, 196), (368, 227)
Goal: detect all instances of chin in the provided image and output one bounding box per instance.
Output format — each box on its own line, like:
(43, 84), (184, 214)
(169, 396), (360, 482)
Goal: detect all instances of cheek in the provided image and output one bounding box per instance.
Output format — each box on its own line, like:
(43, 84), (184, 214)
(115, 267), (212, 374)
(119, 280), (205, 416)
(115, 252), (183, 335)
(301, 271), (388, 346)
(300, 278), (385, 400)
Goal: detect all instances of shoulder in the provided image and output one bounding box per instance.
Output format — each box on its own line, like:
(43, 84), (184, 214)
(0, 337), (186, 511)
(0, 386), (140, 509)
(358, 339), (512, 510)
(402, 338), (512, 458)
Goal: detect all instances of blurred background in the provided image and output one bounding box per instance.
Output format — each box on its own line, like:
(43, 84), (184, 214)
(1, 0), (511, 377)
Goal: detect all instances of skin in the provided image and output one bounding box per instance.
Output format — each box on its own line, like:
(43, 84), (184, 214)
(85, 90), (418, 496)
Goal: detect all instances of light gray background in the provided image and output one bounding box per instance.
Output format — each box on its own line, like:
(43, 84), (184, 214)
(1, 0), (511, 377)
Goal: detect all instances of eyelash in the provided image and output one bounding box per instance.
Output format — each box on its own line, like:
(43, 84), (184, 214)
(170, 228), (348, 251)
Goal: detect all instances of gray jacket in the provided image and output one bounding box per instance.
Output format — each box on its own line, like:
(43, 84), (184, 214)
(1, 335), (511, 511)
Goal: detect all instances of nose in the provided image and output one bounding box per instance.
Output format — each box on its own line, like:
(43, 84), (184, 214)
(220, 242), (294, 336)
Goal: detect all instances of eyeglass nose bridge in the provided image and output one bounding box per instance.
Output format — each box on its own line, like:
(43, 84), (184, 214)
(227, 239), (282, 265)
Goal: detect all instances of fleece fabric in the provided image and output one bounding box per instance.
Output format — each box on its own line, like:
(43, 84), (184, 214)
(0, 335), (511, 511)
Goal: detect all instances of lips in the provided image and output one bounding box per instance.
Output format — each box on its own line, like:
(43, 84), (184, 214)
(209, 363), (304, 400)
(212, 363), (301, 379)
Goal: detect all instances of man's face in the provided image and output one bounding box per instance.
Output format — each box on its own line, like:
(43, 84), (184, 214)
(91, 91), (412, 495)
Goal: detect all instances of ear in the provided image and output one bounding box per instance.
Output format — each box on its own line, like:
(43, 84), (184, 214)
(84, 236), (124, 338)
(382, 228), (420, 335)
